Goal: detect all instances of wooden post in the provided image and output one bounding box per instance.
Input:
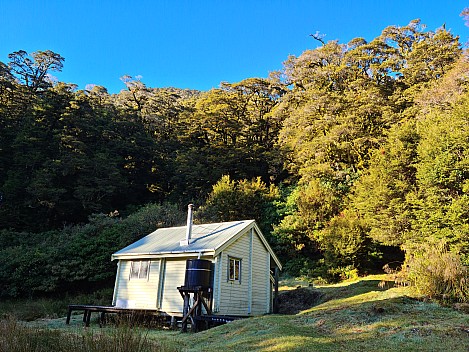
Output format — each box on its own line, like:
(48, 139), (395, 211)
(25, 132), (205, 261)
(195, 292), (202, 332)
(83, 310), (91, 327)
(98, 312), (106, 327)
(206, 287), (213, 314)
(170, 316), (176, 329)
(66, 306), (72, 324)
(178, 286), (212, 333)
(181, 292), (190, 332)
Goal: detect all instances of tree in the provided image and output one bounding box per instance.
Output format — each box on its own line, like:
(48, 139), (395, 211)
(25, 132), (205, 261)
(196, 175), (279, 236)
(351, 120), (419, 246)
(8, 50), (64, 93)
(170, 78), (286, 201)
(271, 180), (341, 275)
(461, 7), (469, 27)
(315, 210), (374, 274)
(117, 75), (149, 112)
(0, 61), (167, 230)
(272, 20), (462, 277)
(410, 93), (469, 262)
(415, 55), (469, 112)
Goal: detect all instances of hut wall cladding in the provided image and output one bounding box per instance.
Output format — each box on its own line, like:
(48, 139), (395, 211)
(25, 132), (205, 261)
(219, 232), (250, 315)
(160, 259), (187, 313)
(218, 229), (270, 315)
(114, 260), (160, 309)
(251, 231), (270, 314)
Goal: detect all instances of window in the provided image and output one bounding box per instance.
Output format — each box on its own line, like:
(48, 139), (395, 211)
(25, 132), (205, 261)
(228, 257), (241, 282)
(129, 260), (150, 280)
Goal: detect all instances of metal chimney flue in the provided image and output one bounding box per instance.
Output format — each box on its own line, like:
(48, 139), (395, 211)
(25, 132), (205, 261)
(180, 204), (193, 246)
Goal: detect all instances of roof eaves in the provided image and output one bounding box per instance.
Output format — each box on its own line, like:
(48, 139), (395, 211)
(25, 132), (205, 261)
(111, 249), (216, 261)
(212, 221), (282, 270)
(213, 220), (255, 256)
(252, 222), (283, 270)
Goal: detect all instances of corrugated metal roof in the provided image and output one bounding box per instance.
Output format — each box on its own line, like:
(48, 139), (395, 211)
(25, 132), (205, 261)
(112, 220), (255, 259)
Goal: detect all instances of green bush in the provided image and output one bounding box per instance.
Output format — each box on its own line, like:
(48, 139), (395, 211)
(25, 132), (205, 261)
(196, 175), (280, 236)
(326, 266), (359, 282)
(307, 262), (359, 284)
(0, 203), (185, 298)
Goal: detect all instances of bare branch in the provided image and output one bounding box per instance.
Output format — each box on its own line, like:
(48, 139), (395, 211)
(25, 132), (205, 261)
(310, 31), (326, 46)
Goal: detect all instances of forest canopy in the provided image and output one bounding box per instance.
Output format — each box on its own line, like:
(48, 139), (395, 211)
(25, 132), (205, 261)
(1, 15), (468, 301)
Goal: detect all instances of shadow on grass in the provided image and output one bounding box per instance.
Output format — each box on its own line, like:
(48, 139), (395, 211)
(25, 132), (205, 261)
(277, 279), (396, 315)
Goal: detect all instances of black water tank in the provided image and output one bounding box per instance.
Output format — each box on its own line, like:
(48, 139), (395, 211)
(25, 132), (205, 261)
(184, 259), (212, 289)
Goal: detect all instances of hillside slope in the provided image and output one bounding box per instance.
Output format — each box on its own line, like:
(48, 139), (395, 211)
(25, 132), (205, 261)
(163, 275), (469, 351)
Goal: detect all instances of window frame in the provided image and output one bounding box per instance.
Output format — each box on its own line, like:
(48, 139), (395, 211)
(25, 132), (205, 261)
(227, 256), (242, 283)
(129, 260), (150, 280)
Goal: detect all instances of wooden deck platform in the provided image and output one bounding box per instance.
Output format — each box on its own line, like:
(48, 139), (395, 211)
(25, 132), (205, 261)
(66, 304), (247, 330)
(66, 304), (171, 327)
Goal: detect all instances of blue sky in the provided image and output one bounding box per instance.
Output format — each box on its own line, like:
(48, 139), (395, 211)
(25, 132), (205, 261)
(1, 1), (467, 94)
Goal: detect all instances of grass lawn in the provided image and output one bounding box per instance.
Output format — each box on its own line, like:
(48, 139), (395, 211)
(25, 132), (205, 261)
(157, 275), (469, 351)
(2, 275), (468, 352)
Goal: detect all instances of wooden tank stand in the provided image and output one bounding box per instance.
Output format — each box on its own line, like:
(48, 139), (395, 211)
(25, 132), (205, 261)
(177, 286), (212, 332)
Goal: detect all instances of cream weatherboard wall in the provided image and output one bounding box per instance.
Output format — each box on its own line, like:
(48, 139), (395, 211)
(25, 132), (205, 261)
(215, 228), (270, 316)
(112, 260), (160, 309)
(251, 230), (270, 314)
(217, 230), (250, 315)
(113, 258), (210, 315)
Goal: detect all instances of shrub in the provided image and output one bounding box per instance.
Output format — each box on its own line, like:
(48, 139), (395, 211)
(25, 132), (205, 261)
(196, 175), (279, 236)
(404, 240), (469, 303)
(287, 258), (358, 284)
(314, 211), (373, 271)
(327, 266), (359, 282)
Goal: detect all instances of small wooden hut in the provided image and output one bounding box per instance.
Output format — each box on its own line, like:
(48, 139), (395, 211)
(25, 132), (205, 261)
(111, 218), (282, 319)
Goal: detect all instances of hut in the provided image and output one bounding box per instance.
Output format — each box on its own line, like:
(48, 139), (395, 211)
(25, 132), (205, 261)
(111, 212), (282, 320)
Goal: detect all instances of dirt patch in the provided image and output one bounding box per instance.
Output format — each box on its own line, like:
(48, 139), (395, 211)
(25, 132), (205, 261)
(454, 303), (469, 314)
(277, 287), (323, 314)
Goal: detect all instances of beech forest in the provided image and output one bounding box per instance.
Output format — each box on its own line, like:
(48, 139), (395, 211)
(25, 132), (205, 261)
(1, 16), (468, 302)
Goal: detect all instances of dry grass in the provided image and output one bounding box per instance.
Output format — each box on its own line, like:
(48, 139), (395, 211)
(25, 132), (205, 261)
(405, 242), (469, 302)
(0, 316), (177, 352)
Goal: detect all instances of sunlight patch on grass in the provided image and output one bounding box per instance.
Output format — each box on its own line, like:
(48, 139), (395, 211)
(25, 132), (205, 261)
(254, 335), (332, 351)
(303, 285), (413, 314)
(278, 276), (311, 291)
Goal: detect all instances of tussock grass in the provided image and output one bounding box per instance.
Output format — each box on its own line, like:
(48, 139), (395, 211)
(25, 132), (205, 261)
(0, 316), (177, 352)
(405, 241), (469, 303)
